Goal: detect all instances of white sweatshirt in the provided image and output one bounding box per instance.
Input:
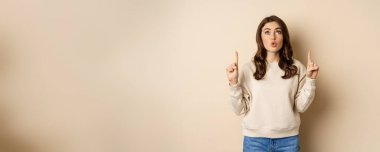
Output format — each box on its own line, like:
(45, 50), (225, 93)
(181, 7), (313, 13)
(229, 59), (316, 138)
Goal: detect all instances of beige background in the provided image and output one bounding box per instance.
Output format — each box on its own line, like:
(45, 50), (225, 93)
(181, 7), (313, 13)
(0, 0), (379, 152)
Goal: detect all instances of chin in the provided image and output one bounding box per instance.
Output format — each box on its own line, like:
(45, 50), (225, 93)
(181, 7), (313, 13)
(266, 49), (280, 53)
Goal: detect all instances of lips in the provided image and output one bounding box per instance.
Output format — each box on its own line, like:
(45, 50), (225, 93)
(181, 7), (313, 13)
(271, 42), (277, 47)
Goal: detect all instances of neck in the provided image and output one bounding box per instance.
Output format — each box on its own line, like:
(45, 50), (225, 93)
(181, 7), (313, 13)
(266, 52), (280, 63)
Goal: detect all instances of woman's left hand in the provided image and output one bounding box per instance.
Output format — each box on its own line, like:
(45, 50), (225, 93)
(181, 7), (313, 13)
(306, 50), (319, 79)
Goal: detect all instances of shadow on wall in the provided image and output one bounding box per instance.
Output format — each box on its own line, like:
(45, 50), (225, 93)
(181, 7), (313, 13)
(299, 79), (331, 152)
(0, 106), (40, 152)
(292, 33), (331, 152)
(0, 36), (40, 152)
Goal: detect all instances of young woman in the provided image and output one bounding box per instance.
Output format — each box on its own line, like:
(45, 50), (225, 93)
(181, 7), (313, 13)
(225, 15), (319, 152)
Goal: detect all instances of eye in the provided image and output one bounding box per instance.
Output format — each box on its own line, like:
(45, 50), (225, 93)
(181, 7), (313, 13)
(275, 30), (282, 34)
(264, 31), (270, 35)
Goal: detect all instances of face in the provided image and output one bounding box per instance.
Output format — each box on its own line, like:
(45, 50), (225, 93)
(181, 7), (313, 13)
(261, 21), (283, 53)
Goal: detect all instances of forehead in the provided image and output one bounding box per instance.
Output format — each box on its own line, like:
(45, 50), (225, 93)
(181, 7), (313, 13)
(262, 21), (281, 30)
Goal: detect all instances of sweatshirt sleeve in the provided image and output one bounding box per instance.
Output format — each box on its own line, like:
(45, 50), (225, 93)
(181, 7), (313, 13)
(229, 68), (251, 116)
(295, 64), (316, 113)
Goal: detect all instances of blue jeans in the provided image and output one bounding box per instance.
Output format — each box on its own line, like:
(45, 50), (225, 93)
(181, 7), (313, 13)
(243, 135), (300, 152)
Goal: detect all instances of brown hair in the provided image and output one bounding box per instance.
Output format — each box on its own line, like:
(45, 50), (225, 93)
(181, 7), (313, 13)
(253, 15), (298, 80)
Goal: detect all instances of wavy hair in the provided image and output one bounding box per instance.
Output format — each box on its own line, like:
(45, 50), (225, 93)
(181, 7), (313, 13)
(253, 15), (298, 80)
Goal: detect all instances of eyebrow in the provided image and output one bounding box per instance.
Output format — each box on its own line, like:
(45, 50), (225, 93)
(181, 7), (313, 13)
(263, 27), (282, 31)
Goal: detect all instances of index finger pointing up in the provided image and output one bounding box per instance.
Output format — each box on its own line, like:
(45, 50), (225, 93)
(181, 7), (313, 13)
(235, 50), (239, 66)
(308, 50), (312, 64)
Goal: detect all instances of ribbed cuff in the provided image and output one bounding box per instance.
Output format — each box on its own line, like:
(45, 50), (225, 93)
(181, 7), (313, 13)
(306, 77), (316, 87)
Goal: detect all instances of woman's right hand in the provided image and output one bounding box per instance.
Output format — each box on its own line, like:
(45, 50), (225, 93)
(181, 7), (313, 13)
(226, 51), (239, 85)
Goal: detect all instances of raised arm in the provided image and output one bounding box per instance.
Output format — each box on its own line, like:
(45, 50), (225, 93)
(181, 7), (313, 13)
(295, 50), (319, 113)
(226, 51), (250, 115)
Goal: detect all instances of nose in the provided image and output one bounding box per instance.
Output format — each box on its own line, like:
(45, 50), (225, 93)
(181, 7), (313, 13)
(270, 32), (276, 40)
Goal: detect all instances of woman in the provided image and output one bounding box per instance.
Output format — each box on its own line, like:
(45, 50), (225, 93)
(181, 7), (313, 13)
(225, 15), (319, 152)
